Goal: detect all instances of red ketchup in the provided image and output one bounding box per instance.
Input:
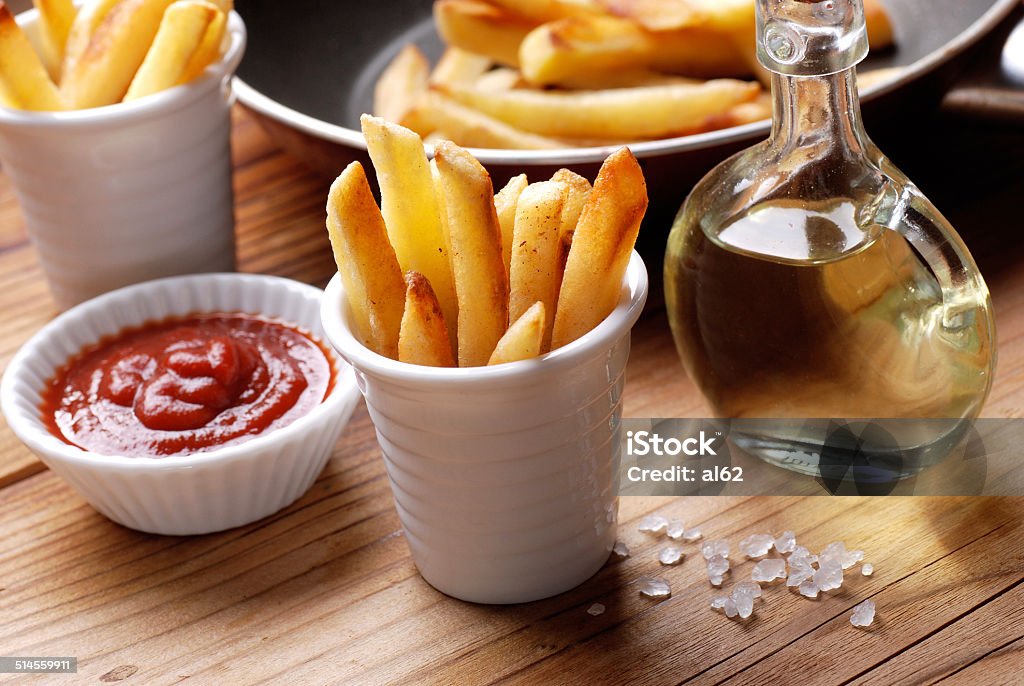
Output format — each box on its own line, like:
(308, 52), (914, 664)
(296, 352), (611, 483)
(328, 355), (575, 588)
(41, 314), (334, 457)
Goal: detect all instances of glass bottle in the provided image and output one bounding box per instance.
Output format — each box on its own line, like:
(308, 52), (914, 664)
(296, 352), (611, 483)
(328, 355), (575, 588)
(664, 0), (996, 478)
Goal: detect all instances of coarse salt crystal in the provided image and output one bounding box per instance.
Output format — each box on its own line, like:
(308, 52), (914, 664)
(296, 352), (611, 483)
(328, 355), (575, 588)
(733, 581), (763, 600)
(638, 515), (669, 534)
(711, 597), (729, 610)
(739, 534), (774, 559)
(842, 550), (865, 570)
(861, 563), (874, 576)
(850, 600), (876, 628)
(799, 578), (819, 598)
(702, 540), (730, 560)
(612, 541), (630, 558)
(683, 528), (703, 542)
(774, 531), (796, 554)
(707, 554), (730, 586)
(659, 546), (684, 566)
(666, 519), (686, 540)
(789, 545), (818, 564)
(813, 562), (844, 592)
(787, 556), (815, 587)
(587, 603), (606, 616)
(638, 576), (672, 598)
(752, 558), (788, 583)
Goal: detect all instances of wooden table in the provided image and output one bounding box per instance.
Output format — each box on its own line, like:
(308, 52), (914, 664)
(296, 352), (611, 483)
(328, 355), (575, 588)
(1, 107), (1022, 685)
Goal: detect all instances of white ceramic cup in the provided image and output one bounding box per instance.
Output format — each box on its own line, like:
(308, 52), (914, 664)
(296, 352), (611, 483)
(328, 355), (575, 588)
(0, 9), (247, 310)
(321, 252), (649, 604)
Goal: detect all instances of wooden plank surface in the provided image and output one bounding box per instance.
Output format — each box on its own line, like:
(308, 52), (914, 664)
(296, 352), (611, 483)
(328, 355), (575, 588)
(0, 108), (1023, 684)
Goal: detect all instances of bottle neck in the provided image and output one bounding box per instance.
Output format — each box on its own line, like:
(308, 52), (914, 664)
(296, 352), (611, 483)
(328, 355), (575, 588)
(769, 67), (869, 157)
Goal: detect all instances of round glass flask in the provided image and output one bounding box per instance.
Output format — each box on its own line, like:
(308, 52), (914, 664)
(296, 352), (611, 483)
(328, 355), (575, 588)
(663, 0), (996, 479)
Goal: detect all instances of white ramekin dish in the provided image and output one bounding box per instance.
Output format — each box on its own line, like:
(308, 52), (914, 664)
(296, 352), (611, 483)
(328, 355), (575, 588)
(0, 8), (246, 311)
(1, 273), (361, 536)
(321, 252), (649, 604)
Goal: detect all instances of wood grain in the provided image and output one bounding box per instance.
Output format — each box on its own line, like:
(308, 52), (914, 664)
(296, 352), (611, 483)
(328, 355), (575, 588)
(0, 108), (1023, 684)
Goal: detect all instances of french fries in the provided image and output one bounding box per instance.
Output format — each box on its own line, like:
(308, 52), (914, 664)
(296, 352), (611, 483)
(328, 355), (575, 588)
(509, 181), (568, 351)
(552, 147), (646, 348)
(61, 0), (181, 108)
(437, 79), (760, 140)
(124, 1), (222, 101)
(518, 15), (750, 86)
(430, 47), (492, 86)
(33, 0), (77, 81)
(361, 114), (460, 348)
(494, 173), (529, 280)
(325, 162), (407, 359)
(404, 90), (564, 150)
(488, 302), (546, 365)
(434, 0), (535, 68)
(0, 0), (233, 112)
(399, 271), (456, 367)
(434, 141), (510, 367)
(0, 2), (63, 111)
(374, 44), (430, 125)
(374, 0), (897, 149)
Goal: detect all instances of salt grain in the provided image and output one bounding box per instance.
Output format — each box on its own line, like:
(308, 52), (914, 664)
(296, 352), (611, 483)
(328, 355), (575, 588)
(850, 600), (876, 628)
(799, 578), (819, 598)
(587, 603), (606, 616)
(813, 561), (844, 592)
(707, 554), (730, 587)
(842, 550), (865, 570)
(739, 534), (775, 559)
(752, 558), (788, 583)
(666, 519), (686, 540)
(638, 576), (672, 598)
(711, 597), (729, 610)
(612, 541), (630, 558)
(638, 515), (669, 534)
(733, 581), (763, 600)
(659, 546), (685, 566)
(702, 540), (730, 560)
(788, 545), (818, 564)
(774, 531), (797, 554)
(787, 556), (815, 587)
(861, 563), (874, 576)
(683, 528), (703, 542)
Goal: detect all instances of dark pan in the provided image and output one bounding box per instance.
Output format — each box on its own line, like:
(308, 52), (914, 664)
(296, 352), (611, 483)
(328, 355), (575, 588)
(232, 0), (1020, 229)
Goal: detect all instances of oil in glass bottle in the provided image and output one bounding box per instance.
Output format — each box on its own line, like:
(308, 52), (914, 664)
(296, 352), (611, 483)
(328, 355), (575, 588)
(664, 0), (995, 478)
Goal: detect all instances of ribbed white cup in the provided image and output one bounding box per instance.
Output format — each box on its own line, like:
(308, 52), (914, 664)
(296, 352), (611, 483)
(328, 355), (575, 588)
(322, 253), (649, 603)
(1, 274), (361, 535)
(0, 9), (246, 310)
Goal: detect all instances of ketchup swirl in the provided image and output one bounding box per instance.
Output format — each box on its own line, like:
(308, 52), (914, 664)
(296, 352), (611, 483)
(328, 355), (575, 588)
(42, 314), (334, 457)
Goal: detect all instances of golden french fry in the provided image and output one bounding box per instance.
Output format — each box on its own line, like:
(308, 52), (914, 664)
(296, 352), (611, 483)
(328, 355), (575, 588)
(404, 90), (564, 150)
(553, 68), (700, 90)
(0, 77), (19, 108)
(704, 90), (770, 129)
(60, 0), (120, 80)
(509, 180), (568, 352)
(865, 0), (895, 50)
(488, 301), (546, 366)
(399, 271), (456, 367)
(550, 168), (592, 273)
(552, 147), (646, 348)
(325, 161), (406, 359)
(437, 78), (759, 140)
(124, 1), (222, 102)
(431, 47), (492, 85)
(361, 115), (460, 348)
(494, 173), (529, 281)
(0, 3), (62, 111)
(374, 44), (430, 125)
(487, 0), (600, 23)
(474, 67), (525, 92)
(596, 0), (699, 31)
(434, 0), (534, 68)
(33, 0), (77, 81)
(518, 15), (750, 86)
(179, 4), (227, 83)
(61, 0), (180, 108)
(433, 141), (509, 367)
